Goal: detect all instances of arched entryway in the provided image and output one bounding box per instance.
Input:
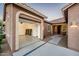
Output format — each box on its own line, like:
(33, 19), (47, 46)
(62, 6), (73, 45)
(4, 4), (46, 52)
(15, 11), (44, 50)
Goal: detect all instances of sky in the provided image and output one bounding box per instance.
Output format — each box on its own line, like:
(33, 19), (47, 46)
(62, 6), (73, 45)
(0, 3), (3, 20)
(28, 3), (67, 21)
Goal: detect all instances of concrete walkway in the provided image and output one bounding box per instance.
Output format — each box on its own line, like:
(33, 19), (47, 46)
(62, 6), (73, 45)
(13, 35), (79, 56)
(48, 35), (63, 45)
(48, 35), (67, 48)
(27, 43), (79, 56)
(1, 35), (75, 56)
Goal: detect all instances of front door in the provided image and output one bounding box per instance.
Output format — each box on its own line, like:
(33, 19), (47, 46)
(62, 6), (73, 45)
(57, 25), (61, 34)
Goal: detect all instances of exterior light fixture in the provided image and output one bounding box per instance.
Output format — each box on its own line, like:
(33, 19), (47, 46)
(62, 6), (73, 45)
(70, 21), (78, 28)
(20, 22), (23, 24)
(20, 21), (23, 24)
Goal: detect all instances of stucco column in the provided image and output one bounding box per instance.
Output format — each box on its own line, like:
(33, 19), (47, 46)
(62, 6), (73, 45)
(5, 4), (15, 52)
(40, 19), (44, 40)
(51, 25), (53, 35)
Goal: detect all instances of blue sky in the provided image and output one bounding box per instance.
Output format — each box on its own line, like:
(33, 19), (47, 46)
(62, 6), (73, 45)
(29, 3), (67, 21)
(0, 3), (3, 20)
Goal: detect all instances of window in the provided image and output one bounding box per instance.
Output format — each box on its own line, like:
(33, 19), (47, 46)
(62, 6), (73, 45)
(47, 24), (51, 32)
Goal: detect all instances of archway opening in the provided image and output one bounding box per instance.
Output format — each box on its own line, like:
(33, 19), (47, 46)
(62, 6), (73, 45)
(15, 11), (43, 50)
(18, 17), (41, 48)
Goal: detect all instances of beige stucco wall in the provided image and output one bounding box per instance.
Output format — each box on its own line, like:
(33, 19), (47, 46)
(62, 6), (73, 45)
(5, 4), (13, 51)
(44, 22), (52, 38)
(18, 22), (35, 35)
(68, 4), (79, 51)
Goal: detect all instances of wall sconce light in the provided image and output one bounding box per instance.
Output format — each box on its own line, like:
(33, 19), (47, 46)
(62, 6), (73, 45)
(20, 22), (23, 24)
(20, 21), (23, 24)
(70, 21), (78, 28)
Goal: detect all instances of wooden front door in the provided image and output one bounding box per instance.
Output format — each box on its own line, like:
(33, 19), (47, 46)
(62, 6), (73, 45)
(57, 25), (61, 34)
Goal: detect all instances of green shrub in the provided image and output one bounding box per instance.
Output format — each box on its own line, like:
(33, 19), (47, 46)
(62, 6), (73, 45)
(0, 20), (4, 49)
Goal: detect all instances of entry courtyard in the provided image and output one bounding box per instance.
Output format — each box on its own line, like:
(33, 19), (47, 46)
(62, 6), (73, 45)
(1, 3), (79, 56)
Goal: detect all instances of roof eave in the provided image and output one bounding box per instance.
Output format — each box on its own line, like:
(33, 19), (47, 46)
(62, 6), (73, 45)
(14, 3), (47, 19)
(61, 3), (75, 23)
(62, 3), (75, 11)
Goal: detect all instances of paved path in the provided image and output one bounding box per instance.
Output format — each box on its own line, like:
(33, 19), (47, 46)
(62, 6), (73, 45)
(27, 43), (79, 56)
(47, 35), (67, 48)
(48, 35), (63, 45)
(13, 36), (79, 56)
(13, 35), (79, 56)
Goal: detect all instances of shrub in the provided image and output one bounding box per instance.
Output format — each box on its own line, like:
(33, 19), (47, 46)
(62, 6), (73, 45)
(0, 20), (4, 49)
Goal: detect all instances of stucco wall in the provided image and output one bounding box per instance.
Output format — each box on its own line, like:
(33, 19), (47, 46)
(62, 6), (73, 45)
(44, 22), (52, 38)
(5, 4), (13, 50)
(68, 4), (79, 51)
(18, 22), (34, 35)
